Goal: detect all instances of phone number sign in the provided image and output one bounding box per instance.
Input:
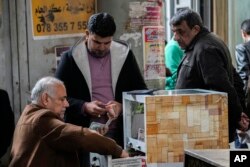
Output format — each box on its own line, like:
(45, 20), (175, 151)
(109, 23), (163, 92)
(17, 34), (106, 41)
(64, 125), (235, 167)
(31, 0), (95, 39)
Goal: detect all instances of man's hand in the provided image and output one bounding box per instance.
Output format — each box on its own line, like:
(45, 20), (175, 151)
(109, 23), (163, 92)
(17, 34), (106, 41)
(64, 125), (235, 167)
(96, 125), (109, 135)
(238, 112), (250, 132)
(120, 150), (129, 158)
(105, 101), (122, 119)
(88, 123), (109, 135)
(84, 100), (122, 119)
(84, 101), (107, 117)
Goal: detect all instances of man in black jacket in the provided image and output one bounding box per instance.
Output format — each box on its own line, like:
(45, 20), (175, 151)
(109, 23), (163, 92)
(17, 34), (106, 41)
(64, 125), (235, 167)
(55, 12), (147, 166)
(235, 19), (250, 94)
(170, 8), (247, 143)
(0, 89), (15, 163)
(235, 19), (250, 116)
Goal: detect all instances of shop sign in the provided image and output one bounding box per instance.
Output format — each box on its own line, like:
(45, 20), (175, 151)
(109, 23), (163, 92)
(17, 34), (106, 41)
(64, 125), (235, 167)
(30, 0), (95, 39)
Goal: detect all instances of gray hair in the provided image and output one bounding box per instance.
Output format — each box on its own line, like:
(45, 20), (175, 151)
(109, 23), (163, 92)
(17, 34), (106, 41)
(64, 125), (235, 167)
(31, 76), (64, 104)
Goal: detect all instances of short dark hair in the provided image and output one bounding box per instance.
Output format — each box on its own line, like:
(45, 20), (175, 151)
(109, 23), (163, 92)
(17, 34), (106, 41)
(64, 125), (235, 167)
(170, 8), (203, 29)
(87, 12), (116, 37)
(241, 19), (250, 35)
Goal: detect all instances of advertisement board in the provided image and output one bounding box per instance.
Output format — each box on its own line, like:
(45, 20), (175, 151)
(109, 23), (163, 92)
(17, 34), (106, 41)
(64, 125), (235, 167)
(142, 26), (165, 80)
(30, 0), (95, 39)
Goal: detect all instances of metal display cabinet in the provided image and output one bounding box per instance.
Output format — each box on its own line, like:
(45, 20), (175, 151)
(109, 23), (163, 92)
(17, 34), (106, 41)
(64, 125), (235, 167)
(122, 89), (229, 166)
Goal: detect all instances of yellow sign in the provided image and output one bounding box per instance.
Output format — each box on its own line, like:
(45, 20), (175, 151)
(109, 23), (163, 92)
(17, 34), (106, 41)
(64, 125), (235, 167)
(31, 0), (95, 39)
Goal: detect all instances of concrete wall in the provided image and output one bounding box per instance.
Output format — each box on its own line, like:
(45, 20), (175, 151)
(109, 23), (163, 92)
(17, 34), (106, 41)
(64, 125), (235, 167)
(0, 0), (12, 105)
(97, 0), (166, 89)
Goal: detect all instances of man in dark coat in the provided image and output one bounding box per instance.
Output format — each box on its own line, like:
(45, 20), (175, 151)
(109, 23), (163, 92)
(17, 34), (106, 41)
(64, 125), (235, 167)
(170, 8), (246, 143)
(0, 89), (15, 161)
(235, 19), (250, 94)
(55, 12), (147, 145)
(235, 19), (250, 117)
(55, 12), (147, 166)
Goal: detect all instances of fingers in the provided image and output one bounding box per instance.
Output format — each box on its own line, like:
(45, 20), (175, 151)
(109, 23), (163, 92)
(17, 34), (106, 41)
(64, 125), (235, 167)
(106, 105), (116, 119)
(120, 150), (129, 158)
(241, 112), (250, 121)
(238, 116), (250, 132)
(93, 124), (109, 135)
(100, 126), (109, 135)
(87, 100), (122, 118)
(85, 101), (107, 117)
(105, 101), (122, 119)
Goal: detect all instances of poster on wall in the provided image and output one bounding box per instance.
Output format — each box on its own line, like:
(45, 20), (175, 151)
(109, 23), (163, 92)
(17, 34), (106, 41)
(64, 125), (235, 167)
(127, 0), (162, 32)
(30, 0), (95, 39)
(142, 26), (165, 80)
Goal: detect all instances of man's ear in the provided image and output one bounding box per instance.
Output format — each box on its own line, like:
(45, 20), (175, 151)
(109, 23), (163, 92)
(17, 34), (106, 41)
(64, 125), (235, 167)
(193, 25), (201, 34)
(242, 30), (247, 38)
(41, 92), (49, 106)
(241, 30), (248, 42)
(85, 30), (89, 36)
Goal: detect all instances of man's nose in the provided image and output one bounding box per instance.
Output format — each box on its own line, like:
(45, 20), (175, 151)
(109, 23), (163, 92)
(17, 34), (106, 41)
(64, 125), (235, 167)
(173, 33), (179, 41)
(99, 43), (107, 51)
(64, 99), (69, 107)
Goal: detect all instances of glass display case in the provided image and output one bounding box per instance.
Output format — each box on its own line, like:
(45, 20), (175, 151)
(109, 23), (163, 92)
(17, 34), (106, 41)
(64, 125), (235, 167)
(122, 89), (229, 165)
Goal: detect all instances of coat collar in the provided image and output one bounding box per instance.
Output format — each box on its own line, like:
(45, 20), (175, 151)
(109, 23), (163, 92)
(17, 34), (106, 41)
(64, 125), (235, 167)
(185, 27), (210, 52)
(72, 40), (129, 97)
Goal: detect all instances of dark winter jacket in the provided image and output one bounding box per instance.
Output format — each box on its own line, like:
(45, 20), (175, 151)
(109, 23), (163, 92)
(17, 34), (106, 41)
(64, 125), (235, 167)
(176, 28), (243, 142)
(55, 39), (147, 146)
(0, 89), (14, 158)
(235, 41), (250, 93)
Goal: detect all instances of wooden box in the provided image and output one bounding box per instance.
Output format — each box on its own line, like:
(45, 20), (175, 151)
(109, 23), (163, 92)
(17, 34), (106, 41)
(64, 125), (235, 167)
(123, 89), (228, 164)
